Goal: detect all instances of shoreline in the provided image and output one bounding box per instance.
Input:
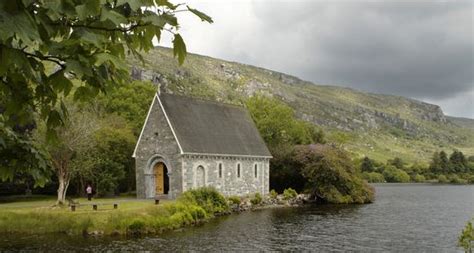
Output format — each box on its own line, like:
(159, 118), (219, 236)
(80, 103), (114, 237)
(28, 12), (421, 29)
(0, 193), (307, 237)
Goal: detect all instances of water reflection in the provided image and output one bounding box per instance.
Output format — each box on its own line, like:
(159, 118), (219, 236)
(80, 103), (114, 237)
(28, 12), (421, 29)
(1, 184), (473, 252)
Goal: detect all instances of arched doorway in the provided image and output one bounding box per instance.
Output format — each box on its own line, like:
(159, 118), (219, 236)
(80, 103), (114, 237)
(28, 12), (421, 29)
(154, 162), (169, 195)
(196, 165), (205, 188)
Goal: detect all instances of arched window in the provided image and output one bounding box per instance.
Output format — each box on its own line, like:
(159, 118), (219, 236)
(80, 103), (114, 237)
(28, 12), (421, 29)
(218, 163), (223, 178)
(196, 165), (205, 188)
(254, 163), (258, 178)
(237, 163), (241, 178)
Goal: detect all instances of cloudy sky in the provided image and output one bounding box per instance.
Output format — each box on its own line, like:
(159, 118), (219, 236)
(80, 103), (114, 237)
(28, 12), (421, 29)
(160, 0), (473, 118)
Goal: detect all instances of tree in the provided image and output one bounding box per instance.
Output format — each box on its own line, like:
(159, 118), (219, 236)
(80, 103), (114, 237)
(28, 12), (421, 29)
(72, 118), (135, 196)
(0, 0), (212, 184)
(0, 123), (51, 186)
(412, 174), (426, 183)
(439, 151), (450, 174)
(37, 105), (100, 204)
(246, 95), (324, 147)
(450, 150), (468, 173)
(468, 156), (474, 163)
(98, 80), (155, 135)
(361, 156), (375, 172)
(429, 152), (442, 174)
(362, 172), (385, 183)
(382, 165), (410, 183)
(295, 144), (375, 204)
(245, 95), (325, 192)
(268, 144), (306, 193)
(388, 157), (404, 170)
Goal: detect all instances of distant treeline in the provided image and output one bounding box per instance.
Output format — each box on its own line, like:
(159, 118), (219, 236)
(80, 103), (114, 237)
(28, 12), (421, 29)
(360, 151), (474, 184)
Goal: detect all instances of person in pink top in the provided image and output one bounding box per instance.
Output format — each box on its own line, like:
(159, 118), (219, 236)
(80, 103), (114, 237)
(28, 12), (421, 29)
(86, 184), (93, 201)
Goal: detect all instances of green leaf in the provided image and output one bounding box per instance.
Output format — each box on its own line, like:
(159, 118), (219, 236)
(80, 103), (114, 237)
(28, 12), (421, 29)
(117, 0), (142, 11)
(162, 13), (178, 26)
(74, 86), (93, 101)
(75, 1), (101, 19)
(75, 4), (88, 20)
(94, 53), (127, 70)
(187, 6), (213, 23)
(0, 137), (5, 148)
(49, 70), (73, 96)
(0, 5), (41, 44)
(66, 59), (92, 77)
(21, 0), (35, 8)
(143, 14), (166, 27)
(100, 8), (127, 25)
(172, 34), (186, 65)
(47, 109), (64, 129)
(156, 0), (176, 9)
(72, 28), (106, 47)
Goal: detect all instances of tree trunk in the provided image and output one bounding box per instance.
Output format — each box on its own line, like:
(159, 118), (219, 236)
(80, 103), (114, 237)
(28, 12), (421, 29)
(56, 161), (71, 205)
(57, 176), (66, 205)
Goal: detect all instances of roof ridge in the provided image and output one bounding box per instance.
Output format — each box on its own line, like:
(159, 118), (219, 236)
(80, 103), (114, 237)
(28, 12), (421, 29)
(160, 92), (245, 110)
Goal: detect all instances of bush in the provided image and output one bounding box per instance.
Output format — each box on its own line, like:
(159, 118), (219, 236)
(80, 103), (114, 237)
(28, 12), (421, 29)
(295, 144), (375, 204)
(382, 166), (410, 183)
(448, 175), (468, 184)
(227, 196), (241, 205)
(283, 188), (297, 200)
(413, 174), (426, 183)
(438, 174), (449, 183)
(250, 193), (263, 205)
(179, 187), (229, 213)
(268, 144), (307, 193)
(459, 220), (474, 252)
(362, 172), (385, 183)
(127, 219), (146, 235)
(246, 96), (325, 193)
(467, 175), (474, 184)
(269, 189), (278, 199)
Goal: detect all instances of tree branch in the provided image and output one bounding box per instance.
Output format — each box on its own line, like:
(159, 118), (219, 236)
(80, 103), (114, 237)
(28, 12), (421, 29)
(22, 51), (66, 69)
(52, 22), (151, 33)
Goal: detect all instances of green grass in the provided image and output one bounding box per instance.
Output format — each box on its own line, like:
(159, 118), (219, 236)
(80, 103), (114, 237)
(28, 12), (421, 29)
(0, 197), (172, 235)
(0, 188), (229, 236)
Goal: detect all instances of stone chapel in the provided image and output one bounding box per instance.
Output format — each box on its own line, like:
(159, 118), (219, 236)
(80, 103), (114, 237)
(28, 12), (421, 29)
(132, 92), (272, 199)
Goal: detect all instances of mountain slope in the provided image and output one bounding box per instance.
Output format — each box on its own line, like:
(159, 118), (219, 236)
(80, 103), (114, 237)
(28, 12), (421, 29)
(127, 47), (474, 164)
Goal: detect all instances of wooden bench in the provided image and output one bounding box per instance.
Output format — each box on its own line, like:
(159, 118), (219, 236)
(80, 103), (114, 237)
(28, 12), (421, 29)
(70, 203), (118, 211)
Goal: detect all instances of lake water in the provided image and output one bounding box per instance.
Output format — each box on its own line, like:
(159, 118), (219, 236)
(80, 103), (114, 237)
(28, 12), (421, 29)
(1, 184), (473, 252)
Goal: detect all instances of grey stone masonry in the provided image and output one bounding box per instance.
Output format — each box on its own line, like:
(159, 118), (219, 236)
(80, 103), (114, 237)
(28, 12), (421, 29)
(133, 93), (272, 199)
(181, 155), (270, 196)
(134, 95), (182, 199)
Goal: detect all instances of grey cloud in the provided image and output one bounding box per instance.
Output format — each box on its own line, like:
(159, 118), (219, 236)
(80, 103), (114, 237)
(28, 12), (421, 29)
(178, 0), (474, 117)
(251, 1), (473, 99)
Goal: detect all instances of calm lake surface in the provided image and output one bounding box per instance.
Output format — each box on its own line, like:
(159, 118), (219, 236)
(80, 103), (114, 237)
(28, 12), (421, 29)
(1, 184), (473, 252)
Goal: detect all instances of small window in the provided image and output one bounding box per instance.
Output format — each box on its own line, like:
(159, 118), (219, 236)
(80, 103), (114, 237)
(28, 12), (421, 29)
(254, 164), (258, 178)
(237, 163), (241, 178)
(218, 163), (223, 178)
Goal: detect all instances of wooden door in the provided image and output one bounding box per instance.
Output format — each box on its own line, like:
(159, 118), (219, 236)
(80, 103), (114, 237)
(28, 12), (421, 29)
(154, 163), (164, 194)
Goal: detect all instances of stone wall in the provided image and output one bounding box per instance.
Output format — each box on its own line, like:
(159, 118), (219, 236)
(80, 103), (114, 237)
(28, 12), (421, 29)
(182, 155), (270, 196)
(134, 94), (272, 199)
(134, 95), (182, 199)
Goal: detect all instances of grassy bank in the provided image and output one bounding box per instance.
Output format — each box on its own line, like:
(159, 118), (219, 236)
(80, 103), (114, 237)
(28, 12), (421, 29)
(0, 188), (229, 236)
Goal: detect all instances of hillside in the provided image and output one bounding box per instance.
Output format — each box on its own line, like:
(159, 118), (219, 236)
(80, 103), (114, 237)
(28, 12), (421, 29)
(127, 47), (474, 164)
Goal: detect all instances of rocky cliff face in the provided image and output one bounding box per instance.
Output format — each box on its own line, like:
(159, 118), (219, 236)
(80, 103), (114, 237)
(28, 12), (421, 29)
(127, 47), (474, 162)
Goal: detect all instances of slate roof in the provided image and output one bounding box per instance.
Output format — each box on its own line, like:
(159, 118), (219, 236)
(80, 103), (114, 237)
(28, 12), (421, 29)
(159, 93), (272, 157)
